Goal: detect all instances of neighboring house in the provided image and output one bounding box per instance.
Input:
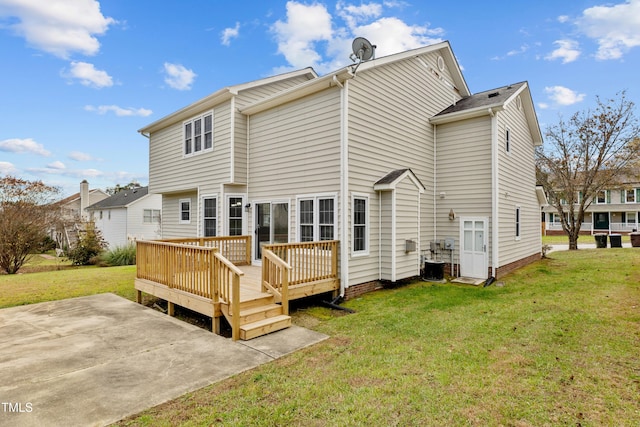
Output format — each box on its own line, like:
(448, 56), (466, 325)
(86, 186), (162, 249)
(51, 180), (109, 249)
(139, 40), (543, 299)
(542, 176), (640, 235)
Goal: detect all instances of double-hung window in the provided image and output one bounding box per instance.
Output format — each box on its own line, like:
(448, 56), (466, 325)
(624, 189), (637, 204)
(298, 196), (335, 242)
(184, 112), (213, 156)
(228, 196), (243, 236)
(353, 196), (368, 254)
(203, 197), (216, 236)
(179, 199), (191, 224)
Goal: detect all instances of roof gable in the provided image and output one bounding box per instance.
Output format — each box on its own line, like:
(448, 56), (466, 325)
(241, 40), (470, 116)
(374, 169), (426, 192)
(139, 68), (317, 135)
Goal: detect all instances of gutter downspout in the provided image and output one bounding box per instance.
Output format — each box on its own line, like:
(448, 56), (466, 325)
(489, 108), (499, 278)
(433, 124), (437, 254)
(339, 79), (349, 297)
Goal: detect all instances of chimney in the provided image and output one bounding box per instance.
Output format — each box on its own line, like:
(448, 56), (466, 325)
(80, 180), (89, 219)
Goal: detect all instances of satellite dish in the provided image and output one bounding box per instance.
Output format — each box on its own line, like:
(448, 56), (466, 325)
(350, 37), (376, 62)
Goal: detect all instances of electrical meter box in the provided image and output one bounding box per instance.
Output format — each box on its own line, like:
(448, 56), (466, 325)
(444, 237), (455, 250)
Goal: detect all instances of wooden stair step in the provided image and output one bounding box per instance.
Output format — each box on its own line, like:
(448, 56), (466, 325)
(240, 315), (291, 340)
(239, 304), (283, 324)
(239, 293), (275, 310)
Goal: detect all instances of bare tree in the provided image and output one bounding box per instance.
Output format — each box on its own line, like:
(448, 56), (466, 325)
(536, 91), (640, 249)
(0, 176), (60, 274)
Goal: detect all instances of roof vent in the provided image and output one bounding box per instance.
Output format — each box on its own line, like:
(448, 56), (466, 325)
(488, 92), (500, 98)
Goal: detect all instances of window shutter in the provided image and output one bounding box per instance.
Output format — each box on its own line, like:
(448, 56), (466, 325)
(549, 213), (554, 222)
(606, 190), (611, 204)
(621, 190), (625, 203)
(636, 188), (640, 202)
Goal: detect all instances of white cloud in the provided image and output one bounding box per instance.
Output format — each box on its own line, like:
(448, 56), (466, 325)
(0, 0), (115, 59)
(221, 22), (240, 46)
(271, 1), (444, 74)
(47, 160), (66, 170)
(0, 138), (51, 156)
(545, 39), (581, 63)
(84, 105), (152, 117)
(557, 15), (570, 24)
(544, 86), (586, 106)
(65, 61), (113, 88)
(577, 0), (640, 60)
(163, 62), (196, 90)
(0, 161), (17, 175)
(68, 151), (97, 161)
(271, 1), (334, 70)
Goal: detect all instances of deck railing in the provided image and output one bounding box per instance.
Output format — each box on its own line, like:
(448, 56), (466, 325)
(136, 240), (217, 299)
(158, 236), (251, 265)
(263, 240), (339, 286)
(213, 252), (244, 340)
(262, 249), (292, 315)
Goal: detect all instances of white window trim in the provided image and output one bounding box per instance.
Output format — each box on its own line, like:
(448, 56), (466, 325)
(201, 195), (218, 237)
(225, 194), (246, 236)
(624, 189), (636, 204)
(183, 111), (214, 158)
(179, 198), (191, 224)
(596, 190), (608, 204)
(351, 193), (370, 256)
(515, 205), (521, 241)
(295, 193), (337, 242)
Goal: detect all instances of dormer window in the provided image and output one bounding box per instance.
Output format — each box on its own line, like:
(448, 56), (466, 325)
(184, 111), (213, 156)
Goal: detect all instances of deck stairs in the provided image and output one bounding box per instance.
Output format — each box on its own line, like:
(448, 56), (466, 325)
(221, 292), (291, 340)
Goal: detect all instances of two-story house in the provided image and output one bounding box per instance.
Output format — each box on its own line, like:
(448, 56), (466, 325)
(543, 177), (640, 235)
(138, 40), (543, 300)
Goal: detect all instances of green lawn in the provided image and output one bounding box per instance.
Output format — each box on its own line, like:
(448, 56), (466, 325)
(0, 264), (138, 308)
(116, 249), (639, 427)
(2, 250), (639, 426)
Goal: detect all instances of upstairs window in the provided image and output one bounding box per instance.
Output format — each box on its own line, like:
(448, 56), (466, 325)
(624, 188), (637, 203)
(596, 190), (610, 204)
(184, 112), (213, 156)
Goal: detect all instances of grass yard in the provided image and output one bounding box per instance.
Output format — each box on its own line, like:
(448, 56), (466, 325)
(112, 248), (640, 427)
(0, 264), (138, 308)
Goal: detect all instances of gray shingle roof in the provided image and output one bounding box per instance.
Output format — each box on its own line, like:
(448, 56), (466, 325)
(86, 186), (149, 210)
(434, 82), (526, 117)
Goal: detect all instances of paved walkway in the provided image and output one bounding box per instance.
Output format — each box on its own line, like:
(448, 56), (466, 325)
(0, 293), (328, 427)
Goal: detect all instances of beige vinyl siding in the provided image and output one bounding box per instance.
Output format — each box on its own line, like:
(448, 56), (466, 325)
(347, 50), (461, 286)
(149, 102), (232, 194)
(161, 192), (197, 238)
(395, 178), (421, 280)
(496, 101), (540, 265)
(435, 116), (493, 266)
(379, 191), (393, 280)
(247, 88), (342, 241)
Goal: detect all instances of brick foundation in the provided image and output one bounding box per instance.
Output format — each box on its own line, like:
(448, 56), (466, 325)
(344, 280), (383, 300)
(493, 252), (541, 278)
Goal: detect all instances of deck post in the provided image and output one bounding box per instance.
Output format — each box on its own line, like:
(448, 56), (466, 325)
(167, 301), (175, 316)
(136, 289), (142, 304)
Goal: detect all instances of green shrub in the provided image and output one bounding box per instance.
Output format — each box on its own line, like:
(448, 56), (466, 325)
(100, 244), (136, 266)
(66, 222), (106, 265)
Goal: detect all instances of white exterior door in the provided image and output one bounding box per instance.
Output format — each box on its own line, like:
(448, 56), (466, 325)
(460, 217), (488, 278)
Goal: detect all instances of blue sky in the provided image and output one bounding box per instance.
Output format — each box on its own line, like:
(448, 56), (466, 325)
(1, 0), (639, 197)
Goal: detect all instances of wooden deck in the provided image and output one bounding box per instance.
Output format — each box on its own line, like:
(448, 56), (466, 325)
(134, 237), (339, 340)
